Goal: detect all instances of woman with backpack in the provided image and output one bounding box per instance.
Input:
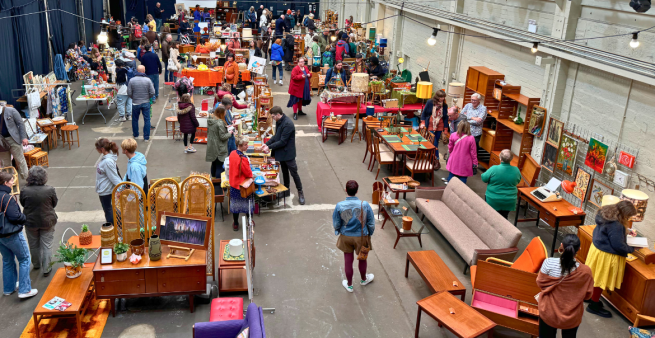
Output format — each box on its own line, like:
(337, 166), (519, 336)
(0, 171), (38, 299)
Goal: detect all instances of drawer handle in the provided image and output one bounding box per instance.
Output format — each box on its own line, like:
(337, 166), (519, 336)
(137, 284), (140, 288)
(135, 271), (139, 275)
(162, 271), (166, 274)
(101, 286), (105, 290)
(163, 283), (166, 287)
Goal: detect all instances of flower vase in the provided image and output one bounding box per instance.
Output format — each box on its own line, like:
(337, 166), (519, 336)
(64, 262), (82, 278)
(100, 223), (116, 248)
(130, 239), (145, 256)
(149, 235), (162, 261)
(116, 252), (128, 262)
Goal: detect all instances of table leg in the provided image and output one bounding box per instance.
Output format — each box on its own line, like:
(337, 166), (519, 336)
(405, 254), (410, 278)
(488, 329), (494, 338)
(393, 226), (401, 249)
(111, 297), (116, 317)
(189, 294), (195, 313)
(33, 314), (40, 338)
(76, 313), (82, 338)
(535, 210), (540, 227)
(513, 195), (521, 226)
(415, 307), (422, 338)
(82, 101), (89, 125)
(550, 220), (560, 257)
(417, 233), (422, 248)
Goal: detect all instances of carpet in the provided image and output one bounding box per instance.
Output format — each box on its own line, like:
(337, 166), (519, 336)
(20, 299), (110, 338)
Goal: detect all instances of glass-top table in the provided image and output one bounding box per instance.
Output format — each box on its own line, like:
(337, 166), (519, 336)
(382, 199), (429, 249)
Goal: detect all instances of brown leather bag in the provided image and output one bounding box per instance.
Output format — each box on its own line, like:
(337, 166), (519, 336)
(238, 156), (255, 198)
(357, 202), (371, 261)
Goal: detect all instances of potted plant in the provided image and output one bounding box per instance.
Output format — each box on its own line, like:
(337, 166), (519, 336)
(114, 242), (129, 262)
(50, 243), (89, 278)
(79, 224), (92, 245)
(148, 226), (162, 261)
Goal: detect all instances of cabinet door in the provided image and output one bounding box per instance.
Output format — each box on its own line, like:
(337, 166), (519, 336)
(477, 73), (489, 96)
(467, 68), (479, 92)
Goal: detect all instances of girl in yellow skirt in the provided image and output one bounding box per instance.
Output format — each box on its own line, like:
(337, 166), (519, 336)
(585, 200), (638, 318)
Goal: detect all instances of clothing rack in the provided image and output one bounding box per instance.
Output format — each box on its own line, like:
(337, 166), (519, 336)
(23, 83), (74, 123)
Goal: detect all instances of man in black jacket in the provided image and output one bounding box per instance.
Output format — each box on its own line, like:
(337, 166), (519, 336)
(263, 107), (305, 205)
(275, 15), (287, 38)
(256, 5), (264, 26)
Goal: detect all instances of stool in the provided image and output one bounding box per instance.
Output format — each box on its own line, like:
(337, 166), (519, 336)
(165, 116), (178, 139)
(164, 82), (176, 112)
(209, 297), (243, 322)
(24, 148), (41, 168)
(42, 126), (58, 149)
(30, 151), (49, 168)
(61, 125), (80, 150)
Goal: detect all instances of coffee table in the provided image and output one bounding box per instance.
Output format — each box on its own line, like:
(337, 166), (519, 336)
(405, 250), (466, 301)
(381, 199), (429, 248)
(383, 177), (415, 199)
(415, 292), (495, 338)
(32, 267), (96, 338)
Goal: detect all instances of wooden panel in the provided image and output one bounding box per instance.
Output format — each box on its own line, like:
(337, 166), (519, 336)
(489, 152), (501, 167)
(473, 304), (539, 336)
(494, 124), (513, 151)
(467, 68), (480, 92)
(477, 73), (489, 96)
(145, 269), (158, 294)
(158, 266), (205, 279)
(617, 266), (647, 308)
(480, 129), (494, 153)
(95, 269), (144, 282)
(576, 225), (593, 263)
(497, 96), (516, 120)
(418, 292), (496, 337)
(604, 288), (639, 323)
(407, 251), (465, 294)
(220, 268), (248, 292)
(643, 280), (655, 317)
(97, 280), (145, 297)
(520, 154), (541, 187)
(474, 260), (541, 305)
(158, 276), (205, 293)
(94, 246), (207, 271)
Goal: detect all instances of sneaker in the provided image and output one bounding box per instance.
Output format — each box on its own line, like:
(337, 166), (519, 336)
(360, 274), (375, 286)
(279, 80), (284, 86)
(342, 280), (353, 293)
(4, 282), (18, 296)
(18, 289), (38, 299)
(127, 115), (132, 121)
(144, 139), (152, 143)
(119, 117), (127, 122)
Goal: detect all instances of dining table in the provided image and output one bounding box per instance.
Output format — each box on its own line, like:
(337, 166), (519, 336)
(374, 127), (436, 176)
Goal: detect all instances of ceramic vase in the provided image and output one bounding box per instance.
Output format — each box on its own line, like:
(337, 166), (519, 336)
(100, 223), (116, 248)
(149, 235), (162, 261)
(64, 262), (82, 278)
(116, 252), (128, 262)
(130, 239), (145, 256)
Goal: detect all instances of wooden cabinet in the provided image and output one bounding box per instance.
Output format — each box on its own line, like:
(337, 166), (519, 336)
(578, 225), (655, 327)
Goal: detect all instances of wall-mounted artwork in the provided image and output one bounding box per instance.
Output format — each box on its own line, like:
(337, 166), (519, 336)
(557, 134), (578, 176)
(589, 179), (613, 208)
(528, 106), (546, 138)
(542, 143), (558, 172)
(585, 138), (609, 174)
(573, 168), (591, 202)
(618, 151), (636, 169)
(546, 118), (563, 146)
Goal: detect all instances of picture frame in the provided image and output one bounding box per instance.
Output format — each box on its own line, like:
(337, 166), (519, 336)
(100, 248), (113, 264)
(174, 3), (186, 15)
(618, 151), (636, 169)
(573, 167), (592, 202)
(613, 170), (629, 188)
(546, 118), (564, 146)
(156, 211), (211, 251)
(541, 143), (558, 173)
(557, 134), (578, 176)
(23, 71), (34, 86)
(589, 179), (614, 208)
(584, 138), (609, 174)
(528, 106), (547, 138)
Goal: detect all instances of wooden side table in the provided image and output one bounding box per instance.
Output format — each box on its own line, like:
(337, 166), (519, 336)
(165, 116), (179, 139)
(415, 292), (495, 338)
(405, 251), (466, 301)
(61, 125), (80, 149)
(322, 119), (347, 144)
(218, 239), (254, 293)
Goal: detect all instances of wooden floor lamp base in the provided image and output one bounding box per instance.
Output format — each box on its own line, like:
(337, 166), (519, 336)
(351, 96), (362, 142)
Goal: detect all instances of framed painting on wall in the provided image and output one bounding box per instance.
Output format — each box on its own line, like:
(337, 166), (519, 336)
(584, 138), (609, 174)
(557, 134), (578, 176)
(589, 179), (614, 208)
(542, 143), (558, 172)
(528, 106), (547, 137)
(573, 168), (592, 202)
(546, 118), (563, 146)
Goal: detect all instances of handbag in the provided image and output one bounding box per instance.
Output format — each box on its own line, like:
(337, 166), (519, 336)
(167, 58), (178, 71)
(238, 156), (255, 198)
(0, 109), (13, 152)
(357, 202), (371, 261)
(0, 195), (15, 234)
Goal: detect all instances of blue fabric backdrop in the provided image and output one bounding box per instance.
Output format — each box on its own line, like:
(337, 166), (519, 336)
(0, 0), (22, 106)
(13, 0), (50, 77)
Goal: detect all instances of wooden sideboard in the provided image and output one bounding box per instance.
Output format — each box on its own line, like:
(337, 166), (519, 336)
(93, 246), (207, 317)
(578, 225), (655, 327)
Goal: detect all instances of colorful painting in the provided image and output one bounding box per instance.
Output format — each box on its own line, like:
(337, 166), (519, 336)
(618, 151), (636, 169)
(557, 134), (578, 176)
(157, 212), (211, 250)
(589, 179), (613, 208)
(542, 143), (558, 172)
(528, 106), (546, 137)
(573, 168), (591, 201)
(546, 118), (563, 146)
(585, 138), (609, 174)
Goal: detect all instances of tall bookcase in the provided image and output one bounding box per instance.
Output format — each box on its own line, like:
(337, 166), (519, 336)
(462, 66), (540, 169)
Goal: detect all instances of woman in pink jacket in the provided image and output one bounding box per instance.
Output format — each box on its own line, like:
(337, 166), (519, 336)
(446, 120), (478, 184)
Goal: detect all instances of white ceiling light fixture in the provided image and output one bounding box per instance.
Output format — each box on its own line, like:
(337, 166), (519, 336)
(427, 28), (439, 46)
(531, 42), (539, 53)
(630, 32), (640, 48)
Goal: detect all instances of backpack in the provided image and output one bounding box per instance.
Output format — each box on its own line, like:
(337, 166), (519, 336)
(322, 51), (334, 68)
(303, 17), (309, 27)
(134, 24), (142, 38)
(126, 66), (135, 83)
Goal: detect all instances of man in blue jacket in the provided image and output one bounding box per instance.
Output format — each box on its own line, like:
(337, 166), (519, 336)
(275, 15), (287, 38)
(140, 44), (162, 102)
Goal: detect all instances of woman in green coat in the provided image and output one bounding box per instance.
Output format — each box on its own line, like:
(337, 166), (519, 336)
(481, 149), (522, 219)
(206, 105), (233, 178)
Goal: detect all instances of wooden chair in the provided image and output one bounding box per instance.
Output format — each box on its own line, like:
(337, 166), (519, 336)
(418, 127), (427, 138)
(380, 115), (395, 128)
(363, 127), (372, 167)
(424, 130), (435, 144)
(372, 136), (395, 180)
(405, 148), (436, 186)
(517, 154), (541, 188)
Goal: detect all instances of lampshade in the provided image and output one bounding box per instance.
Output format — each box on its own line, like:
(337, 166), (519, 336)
(242, 28), (253, 40)
(601, 195), (621, 207)
(448, 82), (465, 98)
(621, 189), (649, 222)
(561, 180), (576, 194)
(398, 57), (404, 64)
(351, 73), (369, 93)
(366, 105), (375, 116)
(416, 82), (433, 99)
(379, 38), (387, 48)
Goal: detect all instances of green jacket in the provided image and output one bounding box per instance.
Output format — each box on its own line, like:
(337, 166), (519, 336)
(205, 116), (231, 163)
(318, 34), (329, 53)
(481, 162), (522, 211)
(311, 42), (320, 58)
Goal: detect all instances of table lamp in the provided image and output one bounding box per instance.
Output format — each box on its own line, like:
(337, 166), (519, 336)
(416, 81), (433, 111)
(349, 73), (369, 142)
(602, 195), (621, 206)
(621, 189), (649, 222)
(561, 180), (576, 194)
(447, 82), (465, 106)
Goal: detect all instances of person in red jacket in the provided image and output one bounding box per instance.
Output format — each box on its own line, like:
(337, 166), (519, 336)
(228, 135), (254, 231)
(287, 57), (312, 120)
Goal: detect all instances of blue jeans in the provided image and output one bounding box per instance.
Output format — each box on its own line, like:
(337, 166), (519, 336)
(116, 95), (132, 118)
(0, 232), (32, 294)
(430, 130), (442, 159)
(132, 103), (152, 140)
(164, 69), (176, 83)
(447, 173), (468, 184)
(272, 62), (283, 81)
(148, 74), (160, 98)
(155, 19), (162, 31)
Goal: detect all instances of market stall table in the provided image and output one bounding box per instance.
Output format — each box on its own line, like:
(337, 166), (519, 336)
(415, 291), (496, 338)
(181, 69), (223, 87)
(374, 128), (435, 175)
(76, 86), (117, 124)
(32, 267), (96, 338)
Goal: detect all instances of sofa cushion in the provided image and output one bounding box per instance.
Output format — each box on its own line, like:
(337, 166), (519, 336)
(210, 297), (244, 322)
(241, 303), (265, 338)
(419, 199), (489, 265)
(442, 177), (521, 250)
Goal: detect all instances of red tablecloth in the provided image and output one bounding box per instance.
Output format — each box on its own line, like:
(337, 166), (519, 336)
(316, 102), (424, 130)
(181, 69), (223, 87)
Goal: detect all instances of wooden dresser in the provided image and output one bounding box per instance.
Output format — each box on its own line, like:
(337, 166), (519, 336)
(578, 225), (655, 327)
(93, 246), (207, 317)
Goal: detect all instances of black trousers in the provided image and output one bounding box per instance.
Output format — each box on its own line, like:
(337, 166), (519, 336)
(99, 195), (114, 225)
(183, 132), (196, 146)
(498, 210), (510, 219)
(280, 159), (302, 191)
(211, 158), (224, 178)
(539, 318), (578, 338)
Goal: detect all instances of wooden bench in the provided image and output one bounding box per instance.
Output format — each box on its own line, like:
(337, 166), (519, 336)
(405, 250), (466, 301)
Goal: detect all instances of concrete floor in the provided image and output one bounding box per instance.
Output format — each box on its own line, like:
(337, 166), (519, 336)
(0, 65), (633, 338)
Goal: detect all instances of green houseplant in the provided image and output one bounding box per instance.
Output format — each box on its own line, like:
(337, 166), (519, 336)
(50, 243), (89, 278)
(114, 242), (129, 262)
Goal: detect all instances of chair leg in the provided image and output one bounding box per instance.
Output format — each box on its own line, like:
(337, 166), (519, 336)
(375, 167), (380, 180)
(463, 264), (469, 275)
(363, 149), (368, 163)
(431, 172), (434, 187)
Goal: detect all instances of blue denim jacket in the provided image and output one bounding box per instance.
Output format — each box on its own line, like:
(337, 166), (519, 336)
(332, 197), (375, 237)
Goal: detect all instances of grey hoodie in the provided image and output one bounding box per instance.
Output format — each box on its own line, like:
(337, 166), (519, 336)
(96, 153), (122, 196)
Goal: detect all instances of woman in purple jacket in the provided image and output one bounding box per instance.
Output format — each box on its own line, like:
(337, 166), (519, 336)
(446, 120), (478, 184)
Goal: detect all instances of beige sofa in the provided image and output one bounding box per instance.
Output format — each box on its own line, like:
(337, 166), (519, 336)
(415, 177), (522, 274)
